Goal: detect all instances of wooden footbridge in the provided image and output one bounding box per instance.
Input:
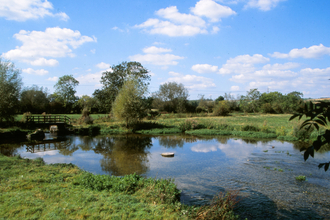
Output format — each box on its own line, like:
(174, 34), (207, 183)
(26, 115), (72, 130)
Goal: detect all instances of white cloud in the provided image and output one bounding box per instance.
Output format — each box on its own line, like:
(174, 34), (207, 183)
(156, 6), (206, 27)
(300, 67), (330, 76)
(245, 0), (286, 11)
(166, 73), (216, 90)
(30, 58), (59, 66)
(2, 27), (97, 66)
(0, 0), (69, 21)
(47, 76), (58, 81)
(96, 62), (110, 69)
(191, 64), (219, 73)
(135, 0), (235, 37)
(143, 46), (172, 54)
(22, 68), (48, 76)
(129, 53), (184, 66)
(136, 19), (208, 37)
(191, 0), (236, 22)
(219, 54), (269, 74)
(230, 85), (240, 91)
(271, 44), (330, 59)
(90, 49), (96, 54)
(262, 62), (300, 70)
(129, 46), (184, 66)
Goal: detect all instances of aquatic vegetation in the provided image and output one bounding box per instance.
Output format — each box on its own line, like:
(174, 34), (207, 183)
(295, 175), (307, 181)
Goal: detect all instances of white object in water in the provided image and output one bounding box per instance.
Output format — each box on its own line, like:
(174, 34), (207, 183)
(161, 152), (175, 157)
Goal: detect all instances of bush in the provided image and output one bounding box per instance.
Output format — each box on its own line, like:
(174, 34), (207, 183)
(213, 101), (230, 116)
(178, 119), (204, 132)
(79, 108), (93, 124)
(261, 103), (274, 113)
(241, 125), (260, 132)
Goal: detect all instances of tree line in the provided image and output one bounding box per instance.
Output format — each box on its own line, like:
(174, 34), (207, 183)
(0, 58), (306, 123)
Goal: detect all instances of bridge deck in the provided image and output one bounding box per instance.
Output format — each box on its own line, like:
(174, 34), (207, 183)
(26, 115), (71, 126)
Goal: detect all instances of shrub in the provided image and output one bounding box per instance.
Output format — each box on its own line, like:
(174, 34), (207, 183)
(178, 119), (203, 132)
(79, 108), (93, 124)
(292, 124), (314, 140)
(213, 101), (230, 116)
(241, 125), (260, 132)
(21, 112), (32, 122)
(261, 103), (274, 113)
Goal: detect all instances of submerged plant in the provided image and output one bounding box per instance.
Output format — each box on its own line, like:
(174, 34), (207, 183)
(295, 175), (307, 181)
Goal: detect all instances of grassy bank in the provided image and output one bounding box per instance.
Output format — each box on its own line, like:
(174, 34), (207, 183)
(0, 154), (239, 219)
(10, 112), (320, 141)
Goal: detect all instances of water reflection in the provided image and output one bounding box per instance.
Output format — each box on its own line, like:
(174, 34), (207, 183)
(93, 135), (152, 176)
(1, 135), (330, 219)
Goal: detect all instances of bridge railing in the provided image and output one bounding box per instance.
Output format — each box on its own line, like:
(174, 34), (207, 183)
(26, 115), (71, 125)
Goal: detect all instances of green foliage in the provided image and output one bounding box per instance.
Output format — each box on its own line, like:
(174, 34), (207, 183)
(0, 154), (189, 219)
(178, 119), (204, 131)
(98, 61), (150, 112)
(74, 172), (180, 204)
(241, 124), (260, 132)
(152, 82), (189, 113)
(213, 100), (231, 116)
(290, 101), (330, 171)
(295, 175), (307, 181)
(76, 125), (100, 136)
(112, 78), (148, 127)
(193, 191), (240, 220)
(20, 85), (49, 114)
(54, 75), (79, 106)
(0, 59), (22, 122)
(261, 103), (274, 113)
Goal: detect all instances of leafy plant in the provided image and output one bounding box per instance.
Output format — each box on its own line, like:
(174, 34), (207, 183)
(295, 175), (306, 181)
(290, 101), (330, 171)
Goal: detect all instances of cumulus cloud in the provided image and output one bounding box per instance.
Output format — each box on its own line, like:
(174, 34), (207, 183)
(230, 85), (240, 91)
(30, 58), (59, 66)
(271, 44), (330, 59)
(245, 0), (287, 11)
(22, 68), (48, 76)
(47, 76), (58, 81)
(262, 62), (300, 70)
(165, 72), (216, 90)
(191, 64), (219, 73)
(129, 46), (184, 66)
(191, 0), (236, 22)
(219, 54), (269, 74)
(96, 62), (110, 69)
(135, 0), (235, 37)
(2, 27), (97, 66)
(143, 46), (172, 54)
(0, 0), (69, 21)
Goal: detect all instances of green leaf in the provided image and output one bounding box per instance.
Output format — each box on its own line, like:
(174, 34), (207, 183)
(289, 114), (299, 121)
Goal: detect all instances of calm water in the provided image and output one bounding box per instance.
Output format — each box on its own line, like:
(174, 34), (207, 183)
(1, 134), (330, 219)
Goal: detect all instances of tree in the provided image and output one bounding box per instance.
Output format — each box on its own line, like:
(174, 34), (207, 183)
(77, 95), (97, 113)
(99, 61), (150, 112)
(0, 59), (22, 122)
(112, 77), (148, 127)
(215, 96), (224, 102)
(20, 85), (49, 113)
(290, 101), (330, 171)
(152, 82), (189, 113)
(54, 75), (79, 112)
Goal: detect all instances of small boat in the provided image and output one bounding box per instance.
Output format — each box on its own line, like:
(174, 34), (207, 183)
(161, 152), (175, 157)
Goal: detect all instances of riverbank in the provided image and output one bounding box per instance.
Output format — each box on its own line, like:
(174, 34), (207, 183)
(0, 154), (239, 219)
(4, 113), (320, 143)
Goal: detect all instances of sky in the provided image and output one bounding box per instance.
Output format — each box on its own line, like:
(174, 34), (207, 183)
(0, 0), (329, 100)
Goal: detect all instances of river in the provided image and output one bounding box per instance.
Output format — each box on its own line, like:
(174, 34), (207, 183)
(1, 134), (329, 219)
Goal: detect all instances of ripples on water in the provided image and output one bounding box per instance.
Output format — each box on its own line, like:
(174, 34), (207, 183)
(1, 134), (329, 219)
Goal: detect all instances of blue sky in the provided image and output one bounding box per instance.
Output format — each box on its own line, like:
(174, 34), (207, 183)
(1, 0), (329, 99)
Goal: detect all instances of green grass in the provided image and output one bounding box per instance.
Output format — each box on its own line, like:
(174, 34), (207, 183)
(12, 112), (317, 141)
(0, 154), (239, 219)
